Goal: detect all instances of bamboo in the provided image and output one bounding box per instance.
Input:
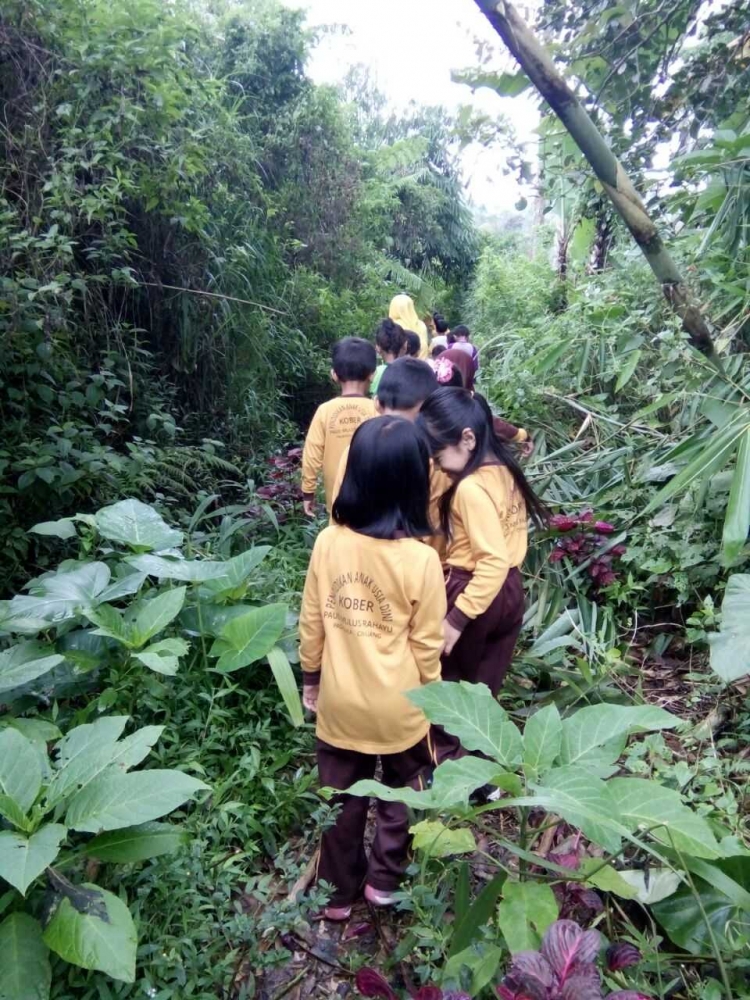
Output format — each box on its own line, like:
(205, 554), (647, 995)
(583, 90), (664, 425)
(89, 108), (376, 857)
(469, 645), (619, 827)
(473, 0), (716, 357)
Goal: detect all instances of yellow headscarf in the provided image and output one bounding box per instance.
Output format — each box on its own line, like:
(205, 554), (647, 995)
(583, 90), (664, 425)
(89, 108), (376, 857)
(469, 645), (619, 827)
(388, 294), (429, 359)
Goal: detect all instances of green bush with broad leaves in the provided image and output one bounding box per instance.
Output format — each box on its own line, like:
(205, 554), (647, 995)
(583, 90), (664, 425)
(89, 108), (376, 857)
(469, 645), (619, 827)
(0, 498), (303, 726)
(345, 681), (750, 989)
(0, 717), (206, 996)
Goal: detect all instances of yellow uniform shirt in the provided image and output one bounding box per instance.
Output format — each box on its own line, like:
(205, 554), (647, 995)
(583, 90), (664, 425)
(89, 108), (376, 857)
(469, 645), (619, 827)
(299, 525), (446, 754)
(301, 396), (376, 511)
(446, 465), (527, 621)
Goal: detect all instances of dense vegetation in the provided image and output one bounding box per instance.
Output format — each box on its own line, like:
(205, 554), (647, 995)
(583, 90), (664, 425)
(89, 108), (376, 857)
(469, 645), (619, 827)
(0, 0), (748, 999)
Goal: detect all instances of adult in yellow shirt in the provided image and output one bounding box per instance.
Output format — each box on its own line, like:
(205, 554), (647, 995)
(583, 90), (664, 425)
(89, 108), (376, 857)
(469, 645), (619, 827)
(389, 293), (429, 359)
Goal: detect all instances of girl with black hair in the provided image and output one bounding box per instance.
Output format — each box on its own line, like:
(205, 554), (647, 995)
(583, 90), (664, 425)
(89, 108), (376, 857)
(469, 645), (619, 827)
(299, 415), (446, 920)
(417, 388), (548, 762)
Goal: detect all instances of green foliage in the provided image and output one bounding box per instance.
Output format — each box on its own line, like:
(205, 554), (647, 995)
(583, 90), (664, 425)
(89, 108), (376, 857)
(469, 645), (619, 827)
(0, 718), (206, 991)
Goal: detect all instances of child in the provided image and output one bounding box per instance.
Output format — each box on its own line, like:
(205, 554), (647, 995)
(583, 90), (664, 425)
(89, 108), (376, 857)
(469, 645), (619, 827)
(403, 330), (422, 358)
(417, 388), (548, 761)
(450, 324), (479, 373)
(299, 416), (446, 920)
(330, 358), (440, 503)
(370, 318), (406, 397)
(431, 313), (451, 351)
(439, 348), (534, 456)
(301, 337), (377, 515)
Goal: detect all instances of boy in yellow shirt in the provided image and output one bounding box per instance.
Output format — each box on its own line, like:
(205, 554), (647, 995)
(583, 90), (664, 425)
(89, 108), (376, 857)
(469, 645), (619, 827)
(301, 337), (377, 515)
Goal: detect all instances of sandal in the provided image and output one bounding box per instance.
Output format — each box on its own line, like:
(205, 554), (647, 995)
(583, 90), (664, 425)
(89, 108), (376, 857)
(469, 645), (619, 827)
(322, 904), (352, 921)
(364, 884), (397, 907)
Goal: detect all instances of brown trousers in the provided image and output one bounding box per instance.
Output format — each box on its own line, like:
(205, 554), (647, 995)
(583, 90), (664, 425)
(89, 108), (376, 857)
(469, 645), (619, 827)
(316, 735), (435, 906)
(435, 566), (524, 764)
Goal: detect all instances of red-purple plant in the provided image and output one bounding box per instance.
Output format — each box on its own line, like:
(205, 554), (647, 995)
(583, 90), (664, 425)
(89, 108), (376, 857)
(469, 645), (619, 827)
(254, 446), (303, 518)
(497, 920), (651, 1000)
(354, 969), (469, 1000)
(547, 510), (626, 592)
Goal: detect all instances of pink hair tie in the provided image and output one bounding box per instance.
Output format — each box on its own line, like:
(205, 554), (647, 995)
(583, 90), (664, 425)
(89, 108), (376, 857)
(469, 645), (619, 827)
(428, 357), (454, 384)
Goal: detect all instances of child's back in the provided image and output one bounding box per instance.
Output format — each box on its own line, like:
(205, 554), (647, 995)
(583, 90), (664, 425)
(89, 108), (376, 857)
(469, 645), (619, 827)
(300, 524), (444, 753)
(301, 337), (377, 513)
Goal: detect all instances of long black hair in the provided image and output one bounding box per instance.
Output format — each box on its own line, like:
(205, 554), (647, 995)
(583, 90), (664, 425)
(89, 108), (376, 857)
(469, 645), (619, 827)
(333, 415), (433, 539)
(417, 388), (548, 537)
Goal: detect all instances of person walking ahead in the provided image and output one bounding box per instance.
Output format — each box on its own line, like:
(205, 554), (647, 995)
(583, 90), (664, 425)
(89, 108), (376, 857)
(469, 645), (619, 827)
(299, 416), (445, 919)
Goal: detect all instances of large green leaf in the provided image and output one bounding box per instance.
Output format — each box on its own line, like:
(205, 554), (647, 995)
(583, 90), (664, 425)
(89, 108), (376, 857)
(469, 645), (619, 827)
(410, 820), (476, 858)
(559, 704), (678, 768)
(346, 756), (508, 810)
(84, 604), (131, 645)
(8, 563), (111, 624)
(126, 554), (231, 582)
(85, 822), (188, 863)
(523, 703), (562, 778)
(708, 574), (750, 683)
(0, 729), (42, 813)
(652, 857), (750, 955)
(212, 603), (287, 673)
(47, 717), (129, 805)
(533, 765), (622, 853)
(0, 642), (64, 695)
(407, 682), (523, 767)
(721, 428), (750, 565)
(131, 587), (186, 647)
(497, 880), (558, 953)
(30, 518), (77, 540)
(0, 794), (30, 831)
(65, 768), (208, 833)
(43, 882), (136, 982)
(0, 913), (50, 1000)
(266, 645), (303, 727)
(609, 778), (722, 859)
(133, 638), (189, 676)
(95, 499), (183, 551)
(0, 824), (66, 896)
(199, 547), (271, 596)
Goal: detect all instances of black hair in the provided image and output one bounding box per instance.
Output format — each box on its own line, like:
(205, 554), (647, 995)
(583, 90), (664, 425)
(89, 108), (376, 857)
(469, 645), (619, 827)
(375, 318), (406, 357)
(376, 357), (437, 411)
(452, 324), (470, 340)
(431, 343), (447, 358)
(433, 313), (449, 335)
(417, 388), (548, 536)
(332, 336), (377, 381)
(404, 330), (421, 357)
(332, 416), (433, 539)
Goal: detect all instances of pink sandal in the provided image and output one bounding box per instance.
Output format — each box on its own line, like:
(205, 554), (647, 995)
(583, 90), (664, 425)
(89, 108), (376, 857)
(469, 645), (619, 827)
(364, 884), (397, 907)
(322, 904), (352, 921)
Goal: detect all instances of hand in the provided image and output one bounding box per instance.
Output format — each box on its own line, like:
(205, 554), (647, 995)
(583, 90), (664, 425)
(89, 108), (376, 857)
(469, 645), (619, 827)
(303, 684), (319, 713)
(303, 499), (316, 518)
(442, 619), (462, 657)
(519, 438), (535, 458)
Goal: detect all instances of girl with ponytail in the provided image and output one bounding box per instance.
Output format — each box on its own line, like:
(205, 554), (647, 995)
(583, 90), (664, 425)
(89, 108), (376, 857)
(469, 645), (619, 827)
(417, 388), (547, 762)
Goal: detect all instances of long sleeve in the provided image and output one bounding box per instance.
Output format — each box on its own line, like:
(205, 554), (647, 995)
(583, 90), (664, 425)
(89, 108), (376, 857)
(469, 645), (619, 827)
(408, 550), (447, 684)
(330, 445), (349, 510)
(298, 541), (324, 685)
(493, 415), (528, 444)
(449, 481), (511, 628)
(301, 407), (326, 499)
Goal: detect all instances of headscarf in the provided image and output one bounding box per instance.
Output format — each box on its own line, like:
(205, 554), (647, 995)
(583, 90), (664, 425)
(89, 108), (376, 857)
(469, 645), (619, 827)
(388, 294), (429, 359)
(441, 347), (475, 392)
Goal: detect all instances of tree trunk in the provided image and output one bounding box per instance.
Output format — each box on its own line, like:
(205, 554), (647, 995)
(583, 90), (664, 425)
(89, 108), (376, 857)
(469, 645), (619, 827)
(473, 0), (715, 357)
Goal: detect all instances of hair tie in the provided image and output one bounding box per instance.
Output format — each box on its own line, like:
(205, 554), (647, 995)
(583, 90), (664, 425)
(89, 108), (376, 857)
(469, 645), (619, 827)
(428, 357), (455, 384)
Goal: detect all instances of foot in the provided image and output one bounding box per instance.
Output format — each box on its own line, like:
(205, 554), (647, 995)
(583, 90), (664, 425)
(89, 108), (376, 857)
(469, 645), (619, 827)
(322, 904), (352, 921)
(364, 884), (397, 907)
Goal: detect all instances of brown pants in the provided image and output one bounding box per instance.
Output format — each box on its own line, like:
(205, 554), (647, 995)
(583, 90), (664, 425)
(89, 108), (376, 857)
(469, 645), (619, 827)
(435, 566), (524, 764)
(316, 736), (435, 906)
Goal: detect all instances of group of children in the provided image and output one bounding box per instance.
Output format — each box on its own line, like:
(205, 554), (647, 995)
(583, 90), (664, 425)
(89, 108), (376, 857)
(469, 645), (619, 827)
(298, 300), (545, 920)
